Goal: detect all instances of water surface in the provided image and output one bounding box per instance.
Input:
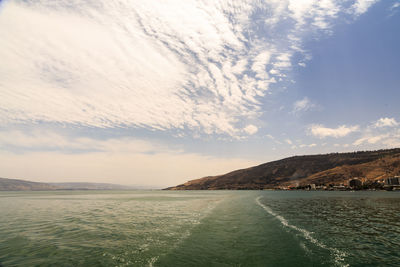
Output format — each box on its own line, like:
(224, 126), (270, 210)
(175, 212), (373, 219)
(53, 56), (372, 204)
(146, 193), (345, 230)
(0, 190), (399, 266)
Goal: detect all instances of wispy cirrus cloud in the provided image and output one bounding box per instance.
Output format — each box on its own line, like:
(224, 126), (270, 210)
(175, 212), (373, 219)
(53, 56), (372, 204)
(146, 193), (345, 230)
(292, 97), (316, 114)
(0, 0), (379, 137)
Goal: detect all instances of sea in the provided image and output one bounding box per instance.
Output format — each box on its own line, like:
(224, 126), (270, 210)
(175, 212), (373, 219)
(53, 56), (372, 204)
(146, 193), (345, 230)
(0, 190), (399, 266)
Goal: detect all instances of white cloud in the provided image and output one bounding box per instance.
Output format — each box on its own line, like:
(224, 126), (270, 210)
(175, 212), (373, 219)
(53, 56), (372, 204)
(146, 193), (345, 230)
(374, 117), (399, 128)
(389, 2), (400, 16)
(292, 97), (315, 113)
(353, 119), (400, 147)
(310, 124), (359, 138)
(353, 134), (388, 146)
(381, 137), (400, 147)
(243, 124), (258, 135)
(0, 0), (380, 137)
(299, 143), (317, 148)
(252, 51), (272, 79)
(392, 2), (400, 10)
(351, 0), (379, 16)
(350, 117), (400, 147)
(353, 133), (400, 147)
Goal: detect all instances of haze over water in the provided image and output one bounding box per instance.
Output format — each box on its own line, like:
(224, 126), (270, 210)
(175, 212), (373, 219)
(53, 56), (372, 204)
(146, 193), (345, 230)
(0, 190), (399, 266)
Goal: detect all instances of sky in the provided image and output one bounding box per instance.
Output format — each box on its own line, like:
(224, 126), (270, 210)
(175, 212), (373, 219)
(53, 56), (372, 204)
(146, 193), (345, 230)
(0, 0), (399, 187)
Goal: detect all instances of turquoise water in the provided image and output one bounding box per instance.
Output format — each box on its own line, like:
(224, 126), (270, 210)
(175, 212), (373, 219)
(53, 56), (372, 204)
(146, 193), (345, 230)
(0, 191), (399, 266)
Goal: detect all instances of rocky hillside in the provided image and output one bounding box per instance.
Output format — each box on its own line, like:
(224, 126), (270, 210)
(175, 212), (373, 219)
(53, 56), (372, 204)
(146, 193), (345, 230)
(166, 148), (400, 190)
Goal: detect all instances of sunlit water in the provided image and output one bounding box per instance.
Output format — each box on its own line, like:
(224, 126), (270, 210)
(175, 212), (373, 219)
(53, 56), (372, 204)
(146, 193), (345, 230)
(0, 190), (399, 266)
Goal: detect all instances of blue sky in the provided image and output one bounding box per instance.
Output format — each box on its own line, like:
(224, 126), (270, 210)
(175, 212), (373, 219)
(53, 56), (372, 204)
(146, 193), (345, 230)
(0, 0), (399, 186)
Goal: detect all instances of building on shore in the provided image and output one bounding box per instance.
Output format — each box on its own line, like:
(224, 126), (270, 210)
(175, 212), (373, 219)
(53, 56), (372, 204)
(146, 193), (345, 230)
(349, 178), (363, 189)
(385, 176), (400, 185)
(332, 184), (346, 190)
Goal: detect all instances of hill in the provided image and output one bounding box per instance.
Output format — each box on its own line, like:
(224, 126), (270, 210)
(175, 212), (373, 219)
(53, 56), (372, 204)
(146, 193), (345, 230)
(50, 182), (134, 190)
(0, 178), (135, 191)
(166, 148), (400, 190)
(0, 177), (58, 191)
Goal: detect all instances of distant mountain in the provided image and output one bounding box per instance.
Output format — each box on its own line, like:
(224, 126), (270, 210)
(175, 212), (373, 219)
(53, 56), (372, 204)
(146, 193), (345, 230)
(50, 182), (134, 190)
(0, 177), (58, 191)
(166, 148), (400, 190)
(0, 178), (137, 191)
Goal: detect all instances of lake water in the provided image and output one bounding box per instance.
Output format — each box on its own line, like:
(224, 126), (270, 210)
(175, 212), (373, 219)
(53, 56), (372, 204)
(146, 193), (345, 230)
(0, 190), (399, 266)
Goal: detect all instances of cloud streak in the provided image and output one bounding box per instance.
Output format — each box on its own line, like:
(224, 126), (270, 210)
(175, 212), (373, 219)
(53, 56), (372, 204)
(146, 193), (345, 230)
(309, 124), (359, 138)
(0, 0), (379, 137)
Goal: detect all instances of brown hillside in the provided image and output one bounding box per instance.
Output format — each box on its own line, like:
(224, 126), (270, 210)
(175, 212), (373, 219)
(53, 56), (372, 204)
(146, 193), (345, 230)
(294, 154), (400, 186)
(166, 148), (400, 190)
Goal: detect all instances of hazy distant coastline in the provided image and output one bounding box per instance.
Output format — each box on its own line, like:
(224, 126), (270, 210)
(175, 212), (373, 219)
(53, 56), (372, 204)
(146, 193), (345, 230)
(0, 178), (156, 191)
(4, 148), (400, 192)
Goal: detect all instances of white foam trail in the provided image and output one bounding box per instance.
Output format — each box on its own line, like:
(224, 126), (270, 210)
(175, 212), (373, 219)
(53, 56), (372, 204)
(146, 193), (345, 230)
(148, 256), (158, 267)
(255, 196), (348, 266)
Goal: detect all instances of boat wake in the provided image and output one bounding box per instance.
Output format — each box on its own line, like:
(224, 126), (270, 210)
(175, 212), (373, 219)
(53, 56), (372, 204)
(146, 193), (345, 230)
(148, 256), (158, 267)
(255, 196), (348, 266)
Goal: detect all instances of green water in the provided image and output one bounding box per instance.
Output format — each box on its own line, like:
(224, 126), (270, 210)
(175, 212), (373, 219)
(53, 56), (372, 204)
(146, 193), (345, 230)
(0, 191), (399, 266)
